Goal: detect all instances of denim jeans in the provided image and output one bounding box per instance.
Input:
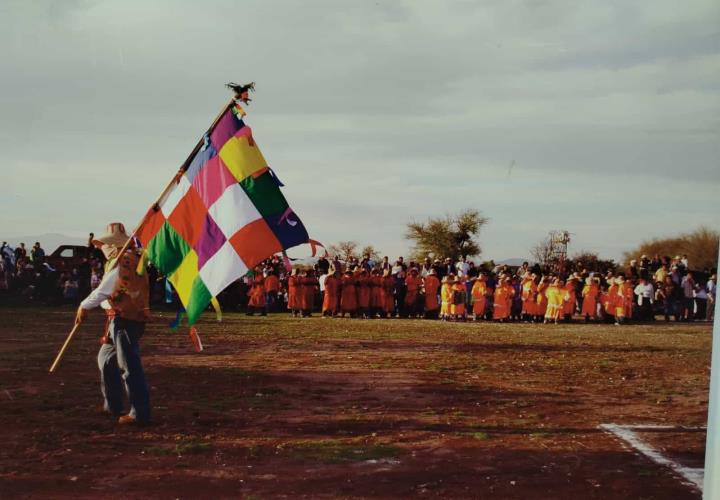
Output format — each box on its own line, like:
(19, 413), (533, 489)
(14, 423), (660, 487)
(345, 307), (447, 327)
(97, 317), (151, 422)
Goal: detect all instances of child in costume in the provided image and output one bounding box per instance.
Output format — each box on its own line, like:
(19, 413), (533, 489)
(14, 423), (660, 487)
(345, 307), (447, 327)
(543, 278), (564, 324)
(440, 276), (453, 321)
(451, 276), (467, 321)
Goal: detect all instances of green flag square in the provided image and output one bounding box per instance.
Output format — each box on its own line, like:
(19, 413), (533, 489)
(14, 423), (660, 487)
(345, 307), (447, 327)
(239, 171), (289, 217)
(146, 221), (191, 276)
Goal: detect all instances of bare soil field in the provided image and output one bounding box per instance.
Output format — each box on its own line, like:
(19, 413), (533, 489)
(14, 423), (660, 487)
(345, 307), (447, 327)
(0, 306), (712, 499)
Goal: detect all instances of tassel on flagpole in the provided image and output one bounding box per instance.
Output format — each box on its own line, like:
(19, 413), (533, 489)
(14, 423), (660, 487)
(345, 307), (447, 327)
(210, 297), (222, 322)
(188, 327), (203, 352)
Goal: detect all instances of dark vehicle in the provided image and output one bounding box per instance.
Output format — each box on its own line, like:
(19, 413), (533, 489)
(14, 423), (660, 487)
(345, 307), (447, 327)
(46, 245), (91, 272)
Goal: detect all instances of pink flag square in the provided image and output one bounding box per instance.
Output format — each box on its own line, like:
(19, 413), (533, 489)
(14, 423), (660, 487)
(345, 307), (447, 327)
(192, 155), (237, 208)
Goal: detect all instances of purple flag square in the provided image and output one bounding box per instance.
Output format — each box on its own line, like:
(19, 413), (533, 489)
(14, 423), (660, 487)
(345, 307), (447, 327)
(195, 213), (227, 268)
(210, 107), (244, 152)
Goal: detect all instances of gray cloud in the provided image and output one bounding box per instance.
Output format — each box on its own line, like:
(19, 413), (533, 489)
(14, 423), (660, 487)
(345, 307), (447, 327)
(1, 0), (718, 261)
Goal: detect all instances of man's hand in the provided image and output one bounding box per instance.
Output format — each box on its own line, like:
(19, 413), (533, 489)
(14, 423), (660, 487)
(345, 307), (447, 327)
(75, 306), (88, 325)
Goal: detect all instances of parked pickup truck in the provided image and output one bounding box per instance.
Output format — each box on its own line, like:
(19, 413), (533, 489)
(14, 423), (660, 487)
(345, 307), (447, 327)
(45, 245), (92, 272)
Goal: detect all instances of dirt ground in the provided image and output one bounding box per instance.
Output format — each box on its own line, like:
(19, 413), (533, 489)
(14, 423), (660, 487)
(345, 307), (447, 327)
(0, 306), (712, 499)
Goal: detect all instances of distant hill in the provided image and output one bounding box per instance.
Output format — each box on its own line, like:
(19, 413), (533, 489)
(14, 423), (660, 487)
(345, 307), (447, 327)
(3, 233), (86, 253)
(496, 258), (529, 267)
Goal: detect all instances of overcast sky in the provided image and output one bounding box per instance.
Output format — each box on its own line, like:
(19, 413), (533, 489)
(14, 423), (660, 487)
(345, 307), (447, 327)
(1, 0), (718, 262)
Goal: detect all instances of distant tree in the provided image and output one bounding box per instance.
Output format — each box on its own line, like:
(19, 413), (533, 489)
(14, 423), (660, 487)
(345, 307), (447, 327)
(623, 226), (719, 271)
(530, 235), (555, 269)
(360, 245), (381, 262)
(405, 209), (488, 261)
(567, 251), (617, 273)
(479, 260), (496, 272)
(328, 241), (358, 261)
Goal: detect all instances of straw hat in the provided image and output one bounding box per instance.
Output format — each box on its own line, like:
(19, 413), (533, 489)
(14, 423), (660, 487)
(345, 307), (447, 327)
(91, 222), (130, 248)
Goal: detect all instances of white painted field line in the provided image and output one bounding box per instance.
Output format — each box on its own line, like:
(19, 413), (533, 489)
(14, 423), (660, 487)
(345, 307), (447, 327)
(599, 423), (705, 491)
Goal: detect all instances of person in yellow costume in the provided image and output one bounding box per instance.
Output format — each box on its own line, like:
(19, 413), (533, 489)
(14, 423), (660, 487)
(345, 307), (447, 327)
(611, 276), (629, 325)
(543, 278), (564, 324)
(621, 277), (635, 321)
(521, 273), (537, 322)
(451, 275), (467, 321)
(440, 276), (453, 321)
(534, 276), (549, 322)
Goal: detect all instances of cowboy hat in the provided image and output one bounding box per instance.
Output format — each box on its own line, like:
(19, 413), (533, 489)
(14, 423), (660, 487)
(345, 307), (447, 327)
(91, 222), (130, 248)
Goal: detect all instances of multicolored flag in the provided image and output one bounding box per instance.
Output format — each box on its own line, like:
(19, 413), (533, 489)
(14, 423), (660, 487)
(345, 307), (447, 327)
(136, 102), (313, 324)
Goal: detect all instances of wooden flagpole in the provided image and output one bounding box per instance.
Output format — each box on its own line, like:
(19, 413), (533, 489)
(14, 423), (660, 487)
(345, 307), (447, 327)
(48, 323), (81, 373)
(48, 98), (236, 374)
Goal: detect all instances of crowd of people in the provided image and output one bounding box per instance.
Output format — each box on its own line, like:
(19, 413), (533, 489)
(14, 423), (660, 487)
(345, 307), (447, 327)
(245, 253), (716, 325)
(0, 239), (108, 304)
(1, 238), (716, 325)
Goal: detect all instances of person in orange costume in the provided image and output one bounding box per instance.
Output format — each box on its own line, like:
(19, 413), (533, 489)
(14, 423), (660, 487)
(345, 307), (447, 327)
(534, 276), (549, 322)
(440, 276), (453, 321)
(370, 268), (384, 318)
(301, 269), (319, 317)
(322, 268), (341, 317)
(543, 278), (564, 324)
(247, 271), (266, 316)
(379, 269), (395, 318)
(404, 268), (423, 318)
(605, 277), (620, 322)
(521, 273), (537, 322)
(356, 269), (371, 318)
(471, 274), (488, 321)
(451, 275), (467, 321)
(423, 269), (441, 319)
(563, 277), (578, 320)
(340, 270), (358, 318)
(287, 268), (301, 317)
(493, 276), (514, 322)
(581, 276), (600, 322)
(264, 270), (280, 312)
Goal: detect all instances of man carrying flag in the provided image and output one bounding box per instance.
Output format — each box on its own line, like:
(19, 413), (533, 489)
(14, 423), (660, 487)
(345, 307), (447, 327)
(75, 223), (151, 425)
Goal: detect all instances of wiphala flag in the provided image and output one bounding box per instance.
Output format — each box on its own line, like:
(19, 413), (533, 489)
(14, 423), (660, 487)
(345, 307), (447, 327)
(137, 101), (312, 324)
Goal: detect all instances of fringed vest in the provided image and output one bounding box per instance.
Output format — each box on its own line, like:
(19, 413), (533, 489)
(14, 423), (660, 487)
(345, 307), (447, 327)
(108, 249), (150, 322)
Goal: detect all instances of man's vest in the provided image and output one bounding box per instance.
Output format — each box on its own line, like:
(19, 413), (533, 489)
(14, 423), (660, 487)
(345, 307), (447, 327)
(107, 249), (150, 322)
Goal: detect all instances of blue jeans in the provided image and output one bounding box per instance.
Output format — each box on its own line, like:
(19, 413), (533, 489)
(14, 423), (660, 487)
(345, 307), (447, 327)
(97, 317), (151, 422)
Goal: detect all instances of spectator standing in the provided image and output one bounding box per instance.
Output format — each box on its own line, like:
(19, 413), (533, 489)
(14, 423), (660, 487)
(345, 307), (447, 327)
(653, 263), (669, 284)
(695, 284), (708, 321)
(455, 256), (470, 278)
(649, 254), (662, 273)
(15, 243), (26, 262)
(634, 276), (655, 321)
(30, 242), (45, 263)
(681, 272), (696, 321)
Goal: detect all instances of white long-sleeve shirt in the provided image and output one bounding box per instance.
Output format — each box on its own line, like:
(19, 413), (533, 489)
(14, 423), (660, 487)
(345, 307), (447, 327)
(634, 282), (654, 305)
(80, 267), (119, 310)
